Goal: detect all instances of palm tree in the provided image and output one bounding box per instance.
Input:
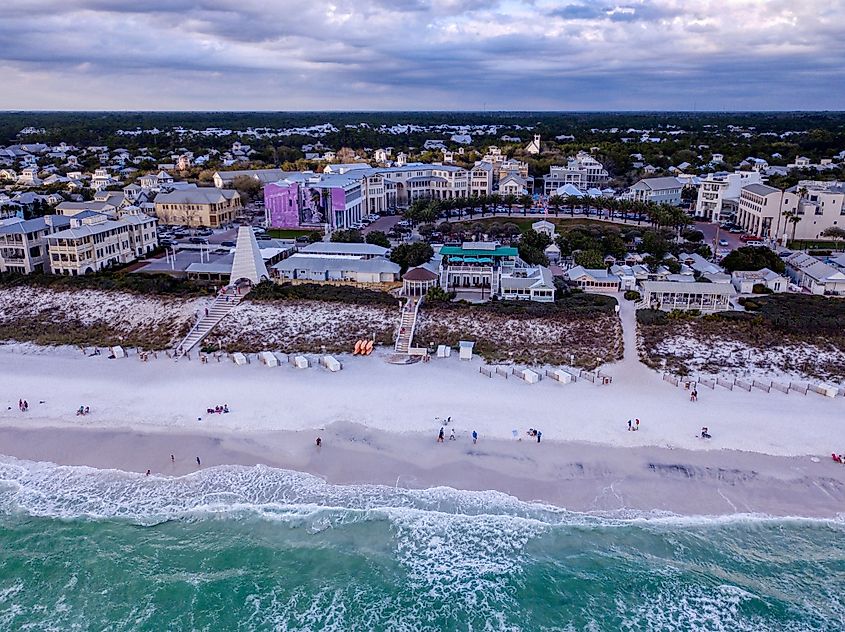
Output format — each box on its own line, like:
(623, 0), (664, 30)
(519, 194), (532, 216)
(782, 209), (802, 246)
(489, 193), (501, 215)
(504, 194), (517, 215)
(565, 194), (580, 216)
(548, 194), (563, 216)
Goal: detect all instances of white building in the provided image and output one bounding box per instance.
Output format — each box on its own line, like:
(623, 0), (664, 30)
(694, 171), (764, 222)
(566, 266), (621, 293)
(46, 211), (158, 275)
(731, 268), (788, 294)
(524, 135), (542, 155)
(273, 255), (400, 284)
(640, 281), (735, 312)
(783, 251), (845, 295)
(0, 215), (72, 274)
(735, 183), (784, 238)
(542, 152), (610, 195)
(625, 177), (683, 205)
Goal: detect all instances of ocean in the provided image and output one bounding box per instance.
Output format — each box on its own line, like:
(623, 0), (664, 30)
(0, 458), (843, 631)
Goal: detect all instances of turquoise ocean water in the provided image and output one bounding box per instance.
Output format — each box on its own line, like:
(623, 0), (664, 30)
(0, 458), (843, 631)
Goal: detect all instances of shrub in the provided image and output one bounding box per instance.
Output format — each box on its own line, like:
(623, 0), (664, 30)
(0, 271), (212, 297)
(247, 281), (397, 306)
(624, 290), (641, 301)
(636, 309), (668, 326)
(808, 250), (832, 257)
(752, 283), (774, 294)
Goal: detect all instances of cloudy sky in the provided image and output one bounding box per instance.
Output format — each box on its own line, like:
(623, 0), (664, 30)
(1, 0), (842, 110)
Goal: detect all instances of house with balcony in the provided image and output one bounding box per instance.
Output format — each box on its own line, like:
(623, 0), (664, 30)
(625, 177), (683, 205)
(0, 215), (71, 274)
(639, 281), (735, 312)
(438, 242), (554, 302)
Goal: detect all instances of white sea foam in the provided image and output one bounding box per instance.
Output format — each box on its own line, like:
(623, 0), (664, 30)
(0, 456), (843, 530)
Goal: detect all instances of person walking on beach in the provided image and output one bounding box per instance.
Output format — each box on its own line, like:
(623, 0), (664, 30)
(627, 419), (632, 432)
(316, 437), (322, 447)
(635, 418), (640, 431)
(23, 400), (28, 412)
(690, 389), (698, 402)
(171, 454), (175, 463)
(438, 427), (445, 443)
(472, 430), (478, 445)
(146, 469), (151, 476)
(449, 428), (456, 441)
(196, 456), (201, 466)
(537, 430), (542, 443)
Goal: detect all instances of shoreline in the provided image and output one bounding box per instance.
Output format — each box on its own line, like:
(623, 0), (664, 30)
(2, 422), (845, 518)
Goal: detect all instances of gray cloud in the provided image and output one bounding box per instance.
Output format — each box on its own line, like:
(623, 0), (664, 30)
(0, 0), (842, 110)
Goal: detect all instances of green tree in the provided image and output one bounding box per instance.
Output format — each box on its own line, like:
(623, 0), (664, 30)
(331, 229), (365, 243)
(574, 249), (606, 269)
(548, 194), (563, 216)
(721, 246), (786, 274)
(390, 242), (434, 273)
(640, 229), (670, 260)
(230, 175), (261, 204)
(365, 230), (390, 248)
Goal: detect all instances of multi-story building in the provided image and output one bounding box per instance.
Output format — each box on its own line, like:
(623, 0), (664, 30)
(470, 162), (494, 197)
(694, 171), (764, 222)
(46, 211), (158, 275)
(153, 186), (242, 227)
(736, 180), (845, 242)
(542, 152), (610, 196)
(625, 177), (683, 205)
(735, 183), (784, 238)
(0, 215), (71, 274)
(264, 163), (471, 231)
(780, 181), (845, 241)
(437, 241), (555, 302)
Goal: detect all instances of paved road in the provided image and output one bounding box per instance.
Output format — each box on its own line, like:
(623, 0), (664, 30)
(697, 221), (743, 255)
(363, 216), (402, 235)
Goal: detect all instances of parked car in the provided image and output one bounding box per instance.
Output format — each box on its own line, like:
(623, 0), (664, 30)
(728, 226), (744, 233)
(256, 234), (272, 240)
(718, 239), (729, 247)
(188, 237), (208, 245)
(740, 234), (763, 243)
(220, 240), (236, 248)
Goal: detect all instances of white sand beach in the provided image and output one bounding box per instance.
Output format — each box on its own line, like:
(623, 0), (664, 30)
(2, 293), (844, 518)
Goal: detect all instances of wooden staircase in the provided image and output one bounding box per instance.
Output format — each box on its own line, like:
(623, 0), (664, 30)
(175, 287), (243, 357)
(394, 297), (422, 354)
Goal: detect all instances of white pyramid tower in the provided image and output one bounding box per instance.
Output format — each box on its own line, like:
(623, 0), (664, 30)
(230, 226), (269, 285)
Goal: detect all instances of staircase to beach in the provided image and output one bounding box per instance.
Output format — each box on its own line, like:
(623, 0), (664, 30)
(394, 297), (422, 354)
(175, 287), (243, 357)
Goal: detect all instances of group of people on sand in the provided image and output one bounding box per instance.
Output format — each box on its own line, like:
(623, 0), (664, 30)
(76, 405), (90, 416)
(627, 418), (641, 432)
(17, 399), (29, 412)
(436, 424), (478, 445)
(526, 428), (542, 443)
(206, 404), (229, 415)
(832, 453), (845, 465)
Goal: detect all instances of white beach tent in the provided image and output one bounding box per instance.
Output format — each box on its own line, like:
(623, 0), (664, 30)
(520, 368), (540, 384)
(111, 346), (125, 358)
(232, 352), (248, 365)
(436, 345), (452, 358)
(258, 351), (279, 367)
(458, 341), (474, 361)
(293, 355), (309, 369)
(553, 369), (572, 384)
(322, 355), (342, 372)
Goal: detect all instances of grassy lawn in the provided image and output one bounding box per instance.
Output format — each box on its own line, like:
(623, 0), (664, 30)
(451, 217), (639, 234)
(787, 239), (845, 251)
(267, 228), (319, 239)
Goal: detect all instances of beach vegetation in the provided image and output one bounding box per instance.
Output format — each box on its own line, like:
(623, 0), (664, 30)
(0, 271), (213, 297)
(246, 281), (398, 306)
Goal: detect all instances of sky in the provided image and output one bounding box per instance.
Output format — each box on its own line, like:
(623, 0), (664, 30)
(1, 0), (843, 111)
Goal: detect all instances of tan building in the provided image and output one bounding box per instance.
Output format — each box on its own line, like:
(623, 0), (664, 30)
(47, 211), (158, 275)
(154, 187), (242, 227)
(736, 183), (784, 238)
(0, 215), (71, 274)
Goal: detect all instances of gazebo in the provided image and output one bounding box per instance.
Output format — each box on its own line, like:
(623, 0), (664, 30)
(402, 266), (439, 296)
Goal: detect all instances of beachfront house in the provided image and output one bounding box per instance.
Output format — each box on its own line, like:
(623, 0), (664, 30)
(783, 252), (845, 295)
(46, 211), (158, 275)
(438, 241), (555, 302)
(731, 269), (788, 294)
(566, 266), (621, 293)
(639, 281), (735, 312)
(0, 215), (71, 274)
